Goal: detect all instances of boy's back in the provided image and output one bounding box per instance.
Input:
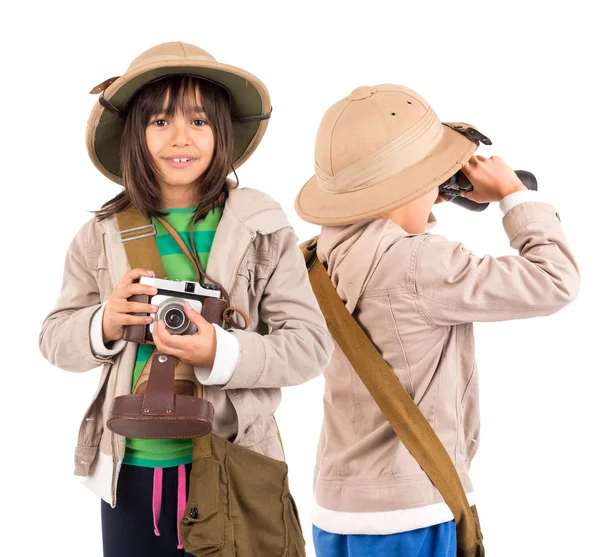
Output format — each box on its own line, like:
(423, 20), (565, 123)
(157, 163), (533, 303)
(312, 198), (578, 533)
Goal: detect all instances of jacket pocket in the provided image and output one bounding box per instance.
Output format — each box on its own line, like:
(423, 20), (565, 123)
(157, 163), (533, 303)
(90, 235), (114, 302)
(179, 458), (225, 555)
(234, 257), (271, 329)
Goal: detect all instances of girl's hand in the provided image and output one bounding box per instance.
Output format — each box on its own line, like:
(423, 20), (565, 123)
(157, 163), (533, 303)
(102, 268), (159, 343)
(460, 155), (528, 203)
(152, 302), (217, 368)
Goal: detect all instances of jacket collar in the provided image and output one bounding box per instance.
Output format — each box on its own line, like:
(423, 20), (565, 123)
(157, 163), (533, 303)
(317, 210), (437, 314)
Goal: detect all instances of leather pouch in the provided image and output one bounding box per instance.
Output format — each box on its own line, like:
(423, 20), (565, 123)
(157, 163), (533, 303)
(107, 353), (214, 439)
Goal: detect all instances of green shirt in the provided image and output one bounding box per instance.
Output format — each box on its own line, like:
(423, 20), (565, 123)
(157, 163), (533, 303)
(123, 205), (222, 468)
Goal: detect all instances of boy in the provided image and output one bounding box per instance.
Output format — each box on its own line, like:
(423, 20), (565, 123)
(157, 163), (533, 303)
(295, 84), (579, 556)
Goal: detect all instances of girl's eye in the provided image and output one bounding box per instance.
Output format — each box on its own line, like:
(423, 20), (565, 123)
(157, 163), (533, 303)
(150, 119), (208, 127)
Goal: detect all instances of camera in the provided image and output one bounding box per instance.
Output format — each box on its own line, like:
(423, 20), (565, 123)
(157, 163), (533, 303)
(123, 276), (225, 343)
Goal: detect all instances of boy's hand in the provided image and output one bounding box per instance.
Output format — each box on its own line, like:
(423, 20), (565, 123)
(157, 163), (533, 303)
(151, 301), (217, 368)
(460, 155), (528, 203)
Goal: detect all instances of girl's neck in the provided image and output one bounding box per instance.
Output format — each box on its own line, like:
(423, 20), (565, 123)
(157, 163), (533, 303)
(159, 185), (198, 210)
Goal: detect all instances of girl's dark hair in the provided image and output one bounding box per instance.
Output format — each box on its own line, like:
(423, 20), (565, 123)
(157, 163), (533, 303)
(93, 75), (235, 224)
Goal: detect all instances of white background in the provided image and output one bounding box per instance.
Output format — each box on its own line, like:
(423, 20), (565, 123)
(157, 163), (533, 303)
(2, 1), (599, 556)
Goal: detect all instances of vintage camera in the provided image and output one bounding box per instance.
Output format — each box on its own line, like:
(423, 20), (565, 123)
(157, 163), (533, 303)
(123, 276), (225, 344)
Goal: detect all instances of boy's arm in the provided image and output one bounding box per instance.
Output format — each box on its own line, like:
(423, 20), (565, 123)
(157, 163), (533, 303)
(414, 200), (580, 326)
(39, 220), (121, 372)
(217, 226), (335, 390)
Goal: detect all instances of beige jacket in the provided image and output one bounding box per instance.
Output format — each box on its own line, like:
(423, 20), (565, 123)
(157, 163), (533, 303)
(38, 181), (334, 506)
(311, 199), (579, 534)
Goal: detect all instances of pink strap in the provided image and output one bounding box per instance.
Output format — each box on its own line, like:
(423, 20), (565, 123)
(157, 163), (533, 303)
(176, 464), (187, 550)
(152, 467), (163, 536)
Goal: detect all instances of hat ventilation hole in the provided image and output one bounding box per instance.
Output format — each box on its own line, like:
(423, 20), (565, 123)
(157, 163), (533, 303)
(390, 112), (396, 117)
(407, 101), (412, 105)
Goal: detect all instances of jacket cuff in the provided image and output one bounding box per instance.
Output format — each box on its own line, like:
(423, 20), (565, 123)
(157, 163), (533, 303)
(499, 189), (540, 215)
(89, 301), (127, 357)
(502, 200), (561, 239)
(217, 329), (265, 390)
(193, 324), (240, 386)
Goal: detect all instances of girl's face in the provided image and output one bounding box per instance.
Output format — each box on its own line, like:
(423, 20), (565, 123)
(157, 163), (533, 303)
(145, 88), (215, 192)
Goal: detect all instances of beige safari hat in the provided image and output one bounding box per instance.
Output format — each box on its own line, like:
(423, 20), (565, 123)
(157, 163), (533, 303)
(295, 84), (488, 226)
(86, 41), (272, 185)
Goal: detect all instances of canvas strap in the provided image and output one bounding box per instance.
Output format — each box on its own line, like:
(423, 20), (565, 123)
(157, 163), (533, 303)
(302, 237), (483, 554)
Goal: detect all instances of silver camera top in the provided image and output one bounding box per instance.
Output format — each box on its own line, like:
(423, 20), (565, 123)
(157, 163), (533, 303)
(139, 276), (222, 299)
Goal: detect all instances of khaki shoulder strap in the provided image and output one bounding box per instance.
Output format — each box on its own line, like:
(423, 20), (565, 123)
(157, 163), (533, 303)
(302, 237), (484, 557)
(116, 205), (168, 279)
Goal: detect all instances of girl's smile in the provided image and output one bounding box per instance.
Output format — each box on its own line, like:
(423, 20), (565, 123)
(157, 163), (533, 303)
(163, 155), (198, 169)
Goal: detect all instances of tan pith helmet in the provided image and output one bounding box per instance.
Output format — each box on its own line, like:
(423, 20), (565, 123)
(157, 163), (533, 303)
(295, 84), (487, 226)
(86, 41), (272, 185)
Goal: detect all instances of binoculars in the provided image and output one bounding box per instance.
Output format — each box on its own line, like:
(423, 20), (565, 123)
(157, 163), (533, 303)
(438, 169), (537, 212)
(438, 124), (537, 211)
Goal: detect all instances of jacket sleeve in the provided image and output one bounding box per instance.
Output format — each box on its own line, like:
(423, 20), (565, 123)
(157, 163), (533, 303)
(220, 226), (334, 389)
(39, 219), (119, 372)
(414, 201), (580, 326)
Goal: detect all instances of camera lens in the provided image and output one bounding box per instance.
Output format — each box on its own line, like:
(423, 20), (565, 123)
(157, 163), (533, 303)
(164, 308), (185, 330)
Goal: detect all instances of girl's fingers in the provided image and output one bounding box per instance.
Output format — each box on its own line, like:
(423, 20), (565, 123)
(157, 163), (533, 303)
(152, 322), (187, 358)
(122, 283), (159, 297)
(122, 301), (158, 313)
(119, 268), (154, 286)
(108, 312), (152, 326)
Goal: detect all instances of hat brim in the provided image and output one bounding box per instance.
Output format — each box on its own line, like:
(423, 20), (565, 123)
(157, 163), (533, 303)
(86, 60), (271, 185)
(295, 123), (478, 226)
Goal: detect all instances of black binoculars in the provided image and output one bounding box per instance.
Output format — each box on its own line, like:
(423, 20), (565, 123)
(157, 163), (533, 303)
(439, 125), (537, 211)
(439, 169), (537, 212)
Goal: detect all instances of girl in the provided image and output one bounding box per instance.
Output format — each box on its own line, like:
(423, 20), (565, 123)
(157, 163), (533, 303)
(294, 84), (580, 556)
(39, 41), (334, 557)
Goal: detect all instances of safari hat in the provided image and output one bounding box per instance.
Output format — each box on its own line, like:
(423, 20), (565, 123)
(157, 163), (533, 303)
(295, 84), (489, 226)
(86, 41), (272, 185)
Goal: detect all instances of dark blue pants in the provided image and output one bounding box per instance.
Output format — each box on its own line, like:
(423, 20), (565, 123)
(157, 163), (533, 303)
(101, 463), (194, 557)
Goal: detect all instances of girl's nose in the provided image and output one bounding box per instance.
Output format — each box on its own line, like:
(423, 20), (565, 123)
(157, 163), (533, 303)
(170, 118), (191, 145)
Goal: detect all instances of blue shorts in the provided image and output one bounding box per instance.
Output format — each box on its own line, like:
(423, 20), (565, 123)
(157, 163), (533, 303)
(312, 520), (456, 557)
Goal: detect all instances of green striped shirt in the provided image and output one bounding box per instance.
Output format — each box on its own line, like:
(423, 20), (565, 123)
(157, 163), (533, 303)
(123, 205), (222, 468)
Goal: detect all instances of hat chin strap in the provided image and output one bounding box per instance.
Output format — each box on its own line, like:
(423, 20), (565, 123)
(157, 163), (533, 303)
(98, 90), (123, 118)
(232, 109), (272, 123)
